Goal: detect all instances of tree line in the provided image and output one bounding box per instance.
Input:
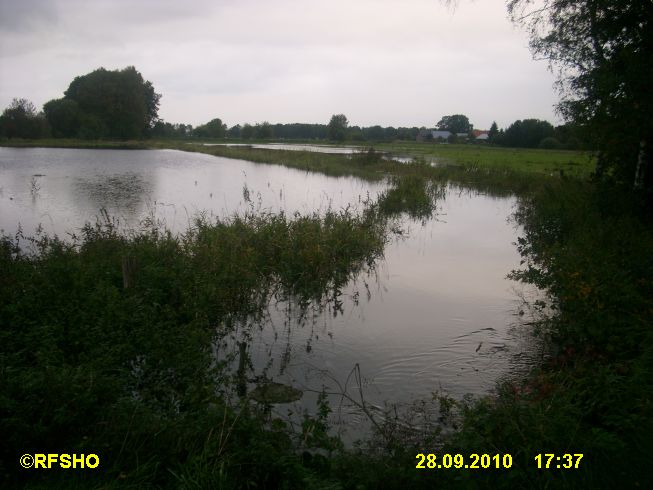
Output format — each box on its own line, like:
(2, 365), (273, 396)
(0, 76), (583, 150)
(0, 93), (585, 151)
(488, 119), (585, 150)
(153, 115), (423, 143)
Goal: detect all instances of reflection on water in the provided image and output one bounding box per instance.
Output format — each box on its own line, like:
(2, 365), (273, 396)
(73, 172), (152, 220)
(211, 187), (542, 438)
(0, 146), (541, 438)
(0, 147), (385, 237)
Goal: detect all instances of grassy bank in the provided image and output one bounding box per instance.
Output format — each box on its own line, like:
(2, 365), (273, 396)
(376, 141), (594, 177)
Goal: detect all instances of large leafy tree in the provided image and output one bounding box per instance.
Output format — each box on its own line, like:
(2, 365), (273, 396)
(194, 118), (227, 139)
(436, 114), (472, 134)
(327, 114), (348, 141)
(44, 66), (160, 140)
(508, 0), (653, 190)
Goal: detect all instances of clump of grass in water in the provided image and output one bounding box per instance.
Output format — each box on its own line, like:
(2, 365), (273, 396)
(352, 146), (384, 165)
(376, 174), (444, 222)
(187, 207), (388, 313)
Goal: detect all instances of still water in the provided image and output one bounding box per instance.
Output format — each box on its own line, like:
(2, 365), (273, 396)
(0, 147), (537, 431)
(0, 147), (385, 237)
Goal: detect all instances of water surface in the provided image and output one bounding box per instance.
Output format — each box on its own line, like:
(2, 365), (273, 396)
(0, 147), (384, 237)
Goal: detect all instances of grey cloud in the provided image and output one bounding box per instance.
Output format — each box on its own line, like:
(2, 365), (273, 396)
(0, 0), (58, 32)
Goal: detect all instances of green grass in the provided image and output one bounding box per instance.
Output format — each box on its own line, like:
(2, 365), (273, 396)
(376, 141), (595, 177)
(174, 140), (595, 179)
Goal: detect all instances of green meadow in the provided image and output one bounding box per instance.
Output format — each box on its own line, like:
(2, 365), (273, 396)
(376, 141), (594, 177)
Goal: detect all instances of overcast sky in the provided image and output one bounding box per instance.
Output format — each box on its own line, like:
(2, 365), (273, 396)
(0, 0), (560, 130)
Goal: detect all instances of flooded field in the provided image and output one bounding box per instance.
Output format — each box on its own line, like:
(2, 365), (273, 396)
(0, 146), (538, 434)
